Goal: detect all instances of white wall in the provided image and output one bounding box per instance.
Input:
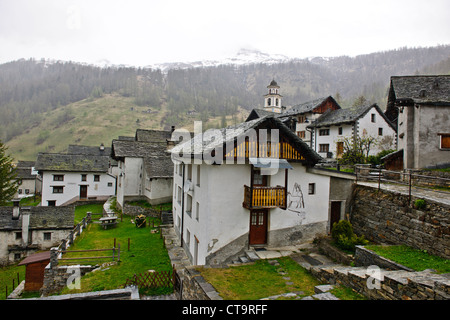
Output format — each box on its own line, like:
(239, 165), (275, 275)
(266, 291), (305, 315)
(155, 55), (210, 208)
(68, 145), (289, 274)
(313, 106), (396, 159)
(173, 161), (331, 265)
(357, 107), (396, 155)
(41, 171), (116, 206)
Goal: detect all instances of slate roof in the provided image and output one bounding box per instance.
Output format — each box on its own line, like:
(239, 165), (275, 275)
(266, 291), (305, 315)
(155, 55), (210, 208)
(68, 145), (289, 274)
(111, 140), (173, 178)
(67, 144), (111, 156)
(246, 96), (340, 122)
(307, 103), (395, 131)
(389, 75), (450, 105)
(171, 115), (322, 165)
(0, 206), (74, 231)
(35, 153), (111, 173)
(282, 96), (341, 117)
(135, 129), (172, 142)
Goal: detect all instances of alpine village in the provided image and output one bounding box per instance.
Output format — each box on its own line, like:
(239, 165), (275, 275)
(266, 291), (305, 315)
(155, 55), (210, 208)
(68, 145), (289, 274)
(1, 48), (449, 305)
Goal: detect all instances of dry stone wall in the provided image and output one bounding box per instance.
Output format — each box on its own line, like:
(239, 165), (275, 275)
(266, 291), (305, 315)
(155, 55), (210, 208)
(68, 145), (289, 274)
(350, 185), (449, 259)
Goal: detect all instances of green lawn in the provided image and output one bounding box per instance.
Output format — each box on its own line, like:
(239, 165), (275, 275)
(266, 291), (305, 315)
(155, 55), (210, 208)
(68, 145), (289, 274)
(59, 212), (172, 295)
(0, 264), (26, 300)
(74, 203), (104, 224)
(199, 257), (318, 300)
(365, 245), (450, 274)
(198, 257), (365, 300)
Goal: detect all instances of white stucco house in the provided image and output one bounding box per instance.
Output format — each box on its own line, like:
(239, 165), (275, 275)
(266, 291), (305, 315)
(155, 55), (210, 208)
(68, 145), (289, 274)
(111, 129), (174, 209)
(170, 115), (340, 266)
(307, 104), (397, 160)
(35, 152), (116, 206)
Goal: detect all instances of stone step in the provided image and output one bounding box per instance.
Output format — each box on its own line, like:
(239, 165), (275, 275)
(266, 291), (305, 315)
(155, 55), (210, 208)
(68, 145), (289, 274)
(245, 250), (260, 261)
(312, 292), (339, 300)
(314, 284), (335, 294)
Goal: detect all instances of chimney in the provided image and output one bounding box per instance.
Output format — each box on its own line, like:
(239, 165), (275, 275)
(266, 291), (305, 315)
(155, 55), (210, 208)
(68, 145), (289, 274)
(171, 126), (175, 133)
(12, 199), (20, 220)
(100, 143), (105, 151)
(21, 208), (31, 246)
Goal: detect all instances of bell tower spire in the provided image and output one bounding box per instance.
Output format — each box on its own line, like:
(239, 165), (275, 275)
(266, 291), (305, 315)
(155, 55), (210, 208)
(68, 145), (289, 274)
(263, 79), (282, 113)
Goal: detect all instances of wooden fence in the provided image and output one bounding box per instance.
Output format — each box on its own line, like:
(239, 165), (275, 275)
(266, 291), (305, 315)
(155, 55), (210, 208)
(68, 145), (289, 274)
(123, 265), (181, 298)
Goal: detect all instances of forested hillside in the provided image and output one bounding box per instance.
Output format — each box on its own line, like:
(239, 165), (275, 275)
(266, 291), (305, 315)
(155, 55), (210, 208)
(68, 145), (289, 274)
(1, 45), (449, 159)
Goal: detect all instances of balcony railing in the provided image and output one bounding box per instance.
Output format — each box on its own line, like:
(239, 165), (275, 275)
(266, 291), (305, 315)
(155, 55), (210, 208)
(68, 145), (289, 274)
(243, 185), (286, 209)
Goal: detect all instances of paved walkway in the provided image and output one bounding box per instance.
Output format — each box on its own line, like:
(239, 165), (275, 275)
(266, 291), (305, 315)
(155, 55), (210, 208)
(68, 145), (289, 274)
(357, 181), (450, 206)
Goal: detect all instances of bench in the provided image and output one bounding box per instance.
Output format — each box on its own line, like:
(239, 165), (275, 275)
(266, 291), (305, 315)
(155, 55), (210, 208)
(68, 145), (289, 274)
(99, 216), (118, 229)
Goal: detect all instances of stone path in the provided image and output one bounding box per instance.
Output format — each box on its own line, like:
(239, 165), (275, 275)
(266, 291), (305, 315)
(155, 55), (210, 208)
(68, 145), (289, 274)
(357, 181), (450, 205)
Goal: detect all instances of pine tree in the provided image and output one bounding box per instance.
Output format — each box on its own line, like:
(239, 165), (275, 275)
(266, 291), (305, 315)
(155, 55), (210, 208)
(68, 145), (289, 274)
(0, 141), (18, 205)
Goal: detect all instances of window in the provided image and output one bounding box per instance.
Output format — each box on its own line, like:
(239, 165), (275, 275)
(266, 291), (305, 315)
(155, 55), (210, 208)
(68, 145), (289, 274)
(94, 175), (100, 182)
(297, 131), (306, 139)
(14, 253), (21, 260)
(308, 183), (315, 195)
(186, 195), (192, 217)
(177, 186), (182, 204)
(25, 189), (30, 194)
(15, 232), (22, 240)
(195, 202), (200, 221)
(18, 189), (23, 194)
(196, 165), (200, 187)
(319, 144), (329, 153)
(52, 186), (64, 193)
(47, 200), (56, 206)
(378, 128), (383, 136)
(371, 114), (376, 123)
(53, 175), (64, 181)
(338, 127), (343, 135)
(81, 174), (87, 181)
(319, 129), (330, 136)
(108, 182), (113, 187)
(185, 229), (191, 249)
(439, 134), (450, 149)
(44, 232), (52, 241)
(298, 115), (306, 123)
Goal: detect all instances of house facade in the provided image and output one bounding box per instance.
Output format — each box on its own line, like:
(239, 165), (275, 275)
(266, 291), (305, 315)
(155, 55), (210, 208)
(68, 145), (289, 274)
(111, 129), (174, 209)
(386, 75), (450, 169)
(14, 161), (42, 199)
(0, 203), (74, 265)
(280, 96), (341, 145)
(307, 104), (397, 160)
(35, 153), (116, 206)
(171, 116), (337, 266)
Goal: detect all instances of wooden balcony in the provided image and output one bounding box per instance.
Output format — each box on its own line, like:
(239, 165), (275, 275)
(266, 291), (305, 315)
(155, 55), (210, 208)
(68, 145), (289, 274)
(243, 185), (286, 209)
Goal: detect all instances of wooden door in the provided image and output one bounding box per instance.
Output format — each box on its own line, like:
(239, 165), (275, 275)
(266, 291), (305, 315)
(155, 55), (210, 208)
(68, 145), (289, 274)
(80, 185), (88, 199)
(336, 142), (344, 158)
(249, 210), (268, 245)
(330, 201), (341, 232)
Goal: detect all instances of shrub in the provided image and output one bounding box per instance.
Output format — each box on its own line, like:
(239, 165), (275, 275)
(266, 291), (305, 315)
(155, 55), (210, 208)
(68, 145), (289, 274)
(331, 220), (368, 252)
(414, 199), (426, 210)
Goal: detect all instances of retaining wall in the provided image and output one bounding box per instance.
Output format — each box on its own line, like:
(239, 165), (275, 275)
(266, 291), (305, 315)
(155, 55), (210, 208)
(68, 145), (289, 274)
(350, 185), (450, 259)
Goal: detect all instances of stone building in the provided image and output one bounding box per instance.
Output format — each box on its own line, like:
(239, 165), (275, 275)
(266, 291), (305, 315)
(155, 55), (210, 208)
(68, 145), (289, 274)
(385, 75), (450, 169)
(0, 203), (74, 265)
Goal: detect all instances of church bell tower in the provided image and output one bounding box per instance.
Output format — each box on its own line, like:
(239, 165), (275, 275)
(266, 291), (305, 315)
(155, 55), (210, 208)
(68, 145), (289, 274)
(263, 79), (282, 113)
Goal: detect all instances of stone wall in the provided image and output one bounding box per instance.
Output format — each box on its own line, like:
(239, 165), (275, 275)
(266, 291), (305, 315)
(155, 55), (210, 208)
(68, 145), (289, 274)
(123, 202), (161, 218)
(41, 264), (96, 296)
(180, 266), (222, 300)
(315, 237), (354, 265)
(350, 185), (450, 259)
(310, 264), (450, 300)
(354, 246), (414, 271)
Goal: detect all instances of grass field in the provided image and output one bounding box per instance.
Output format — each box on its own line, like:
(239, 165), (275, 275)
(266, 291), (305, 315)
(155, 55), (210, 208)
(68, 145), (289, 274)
(59, 209), (172, 295)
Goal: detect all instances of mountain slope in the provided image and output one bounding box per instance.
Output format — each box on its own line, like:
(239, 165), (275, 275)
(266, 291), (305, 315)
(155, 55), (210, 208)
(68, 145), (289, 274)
(2, 45), (450, 161)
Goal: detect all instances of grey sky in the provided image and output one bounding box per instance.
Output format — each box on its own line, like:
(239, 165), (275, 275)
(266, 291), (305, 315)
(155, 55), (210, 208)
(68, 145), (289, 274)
(0, 0), (449, 66)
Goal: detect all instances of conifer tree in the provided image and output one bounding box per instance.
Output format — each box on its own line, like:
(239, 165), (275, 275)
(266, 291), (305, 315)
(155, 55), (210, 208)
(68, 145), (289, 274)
(0, 141), (18, 205)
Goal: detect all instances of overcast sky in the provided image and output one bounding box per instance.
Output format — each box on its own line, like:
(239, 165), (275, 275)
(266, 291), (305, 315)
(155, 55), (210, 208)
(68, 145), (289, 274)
(0, 0), (449, 66)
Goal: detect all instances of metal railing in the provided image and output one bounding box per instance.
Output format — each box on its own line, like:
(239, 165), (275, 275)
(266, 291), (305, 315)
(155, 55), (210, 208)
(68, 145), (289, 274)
(354, 164), (450, 203)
